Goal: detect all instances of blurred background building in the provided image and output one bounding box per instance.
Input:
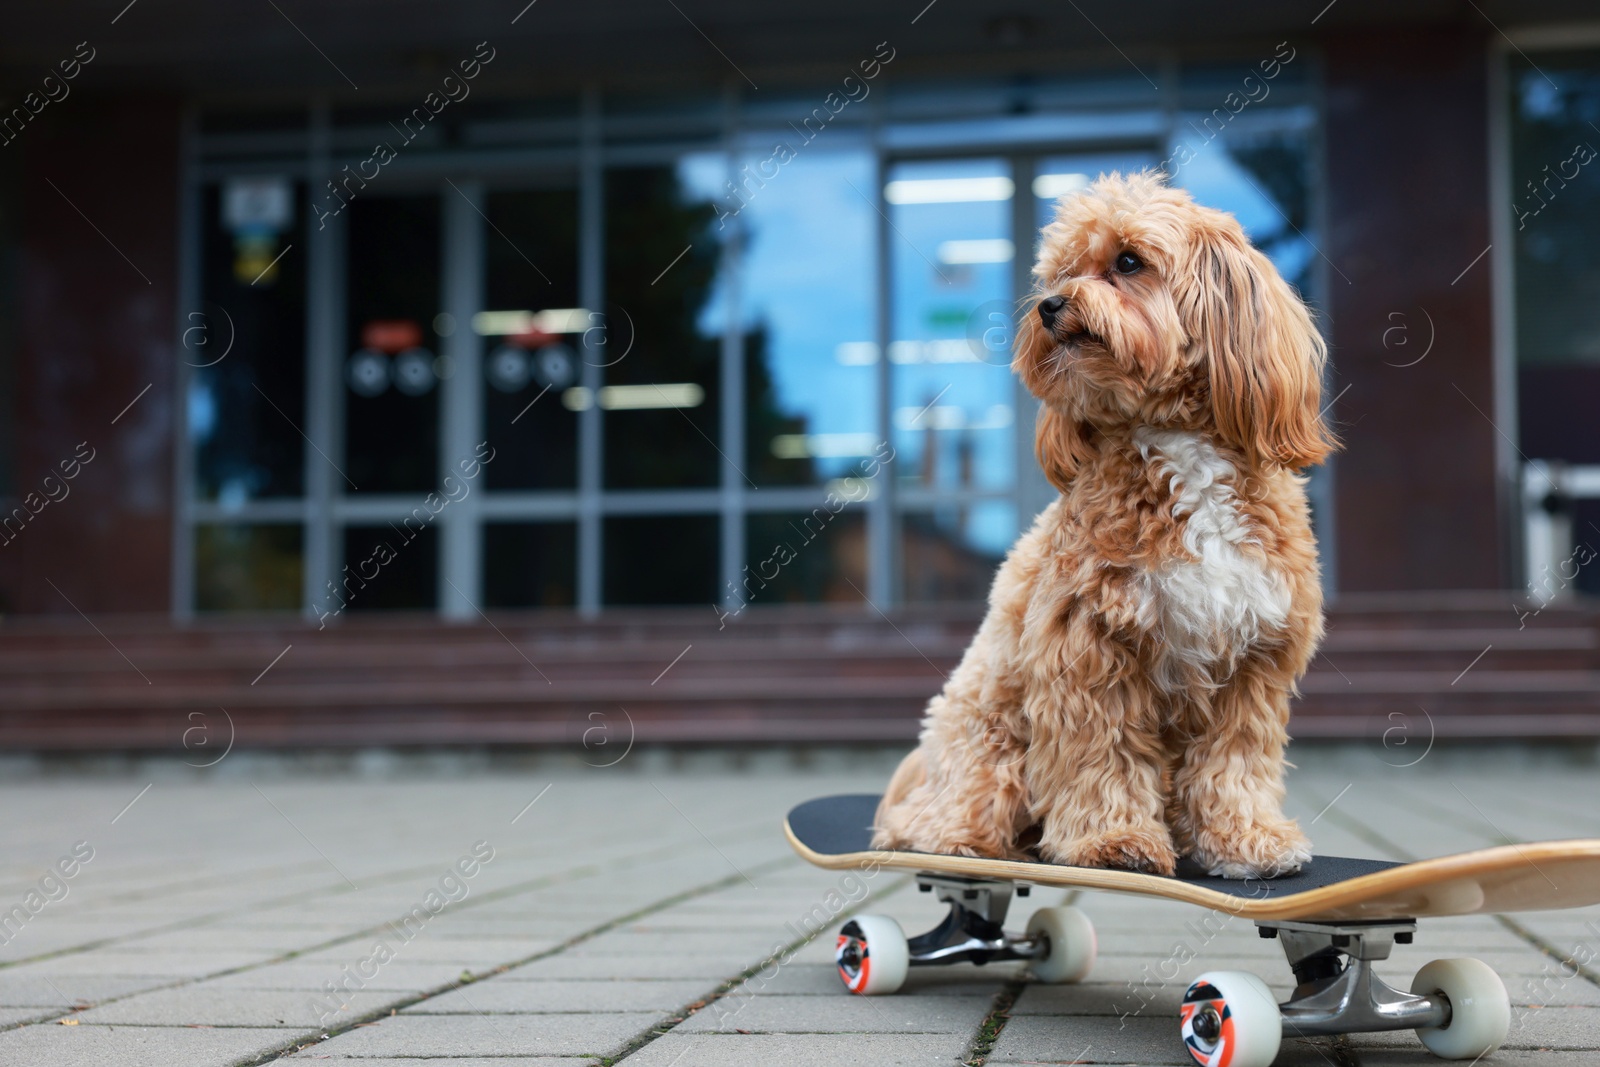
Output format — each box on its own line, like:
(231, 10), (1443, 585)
(0, 1), (1596, 752)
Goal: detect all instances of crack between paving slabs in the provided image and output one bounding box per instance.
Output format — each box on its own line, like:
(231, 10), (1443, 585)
(958, 889), (1085, 1066)
(961, 977), (1027, 1066)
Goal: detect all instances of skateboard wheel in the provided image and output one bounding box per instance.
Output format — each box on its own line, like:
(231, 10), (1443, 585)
(1410, 957), (1510, 1060)
(1180, 970), (1282, 1067)
(1024, 905), (1096, 983)
(835, 914), (909, 995)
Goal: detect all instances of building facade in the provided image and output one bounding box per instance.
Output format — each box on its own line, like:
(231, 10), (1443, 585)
(0, 5), (1596, 618)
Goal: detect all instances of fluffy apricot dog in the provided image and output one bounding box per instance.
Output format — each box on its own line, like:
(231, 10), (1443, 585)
(875, 171), (1335, 880)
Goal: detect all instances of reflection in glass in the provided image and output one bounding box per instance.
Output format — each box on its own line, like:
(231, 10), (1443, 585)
(735, 147), (878, 486)
(1511, 56), (1600, 370)
(887, 158), (1016, 494)
(345, 196), (441, 494)
(1163, 129), (1331, 553)
(195, 524), (303, 612)
(483, 521), (577, 607)
(1032, 151), (1161, 234)
(603, 514), (718, 605)
(194, 181), (307, 502)
(340, 523), (437, 611)
(1167, 132), (1313, 294)
(743, 510), (867, 605)
(482, 187), (581, 491)
(901, 501), (1016, 604)
(603, 164), (724, 489)
(1508, 53), (1600, 597)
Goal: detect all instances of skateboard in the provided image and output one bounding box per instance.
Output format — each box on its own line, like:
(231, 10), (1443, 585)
(786, 794), (1600, 1067)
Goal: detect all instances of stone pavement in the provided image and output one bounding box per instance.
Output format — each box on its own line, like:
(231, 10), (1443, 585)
(0, 747), (1597, 1065)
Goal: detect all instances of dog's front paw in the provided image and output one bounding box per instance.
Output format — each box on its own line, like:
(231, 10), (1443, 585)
(1192, 820), (1311, 879)
(1046, 827), (1177, 877)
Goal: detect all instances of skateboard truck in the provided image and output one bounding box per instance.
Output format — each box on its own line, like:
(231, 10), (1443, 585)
(1256, 919), (1449, 1037)
(905, 875), (1046, 968)
(834, 874), (1095, 995)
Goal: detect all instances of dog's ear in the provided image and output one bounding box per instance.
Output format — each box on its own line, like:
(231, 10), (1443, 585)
(1186, 225), (1337, 469)
(1035, 403), (1094, 493)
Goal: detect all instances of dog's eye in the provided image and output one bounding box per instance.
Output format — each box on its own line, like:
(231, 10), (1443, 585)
(1113, 251), (1143, 275)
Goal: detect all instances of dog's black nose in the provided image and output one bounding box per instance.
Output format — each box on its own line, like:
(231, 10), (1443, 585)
(1037, 295), (1067, 327)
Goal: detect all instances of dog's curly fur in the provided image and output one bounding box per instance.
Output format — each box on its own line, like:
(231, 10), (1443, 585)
(873, 171), (1336, 880)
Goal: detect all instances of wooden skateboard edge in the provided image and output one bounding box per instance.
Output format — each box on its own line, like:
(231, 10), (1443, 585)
(784, 818), (1273, 917)
(784, 816), (1600, 921)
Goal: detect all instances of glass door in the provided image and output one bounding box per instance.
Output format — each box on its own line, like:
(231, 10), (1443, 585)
(886, 157), (1019, 603)
(475, 185), (583, 608)
(883, 149), (1159, 603)
(328, 176), (584, 617)
(339, 194), (444, 611)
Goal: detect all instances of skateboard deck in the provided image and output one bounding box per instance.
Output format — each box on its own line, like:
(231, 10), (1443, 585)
(786, 794), (1600, 921)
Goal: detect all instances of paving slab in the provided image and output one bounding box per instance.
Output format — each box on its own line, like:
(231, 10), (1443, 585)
(504, 952), (755, 981)
(728, 961), (1010, 998)
(987, 1012), (1193, 1064)
(987, 1039), (1349, 1067)
(0, 1022), (299, 1066)
(291, 1011), (659, 1058)
(616, 1031), (969, 1066)
(17, 947), (277, 976)
(677, 991), (994, 1034)
(403, 978), (710, 1014)
(200, 960), (472, 992)
(281, 1060), (591, 1066)
(74, 986), (398, 1027)
(0, 973), (170, 1007)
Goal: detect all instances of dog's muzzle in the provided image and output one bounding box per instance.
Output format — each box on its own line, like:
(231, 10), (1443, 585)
(1037, 295), (1067, 330)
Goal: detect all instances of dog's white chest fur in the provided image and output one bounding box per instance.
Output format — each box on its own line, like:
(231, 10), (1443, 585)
(1133, 428), (1291, 674)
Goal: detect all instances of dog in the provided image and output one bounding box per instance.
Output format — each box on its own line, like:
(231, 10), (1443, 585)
(873, 171), (1335, 880)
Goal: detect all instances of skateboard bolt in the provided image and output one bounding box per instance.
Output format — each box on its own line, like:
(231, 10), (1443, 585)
(1191, 1006), (1222, 1043)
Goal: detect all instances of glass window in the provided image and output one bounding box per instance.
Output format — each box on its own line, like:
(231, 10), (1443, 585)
(1168, 128), (1315, 295)
(340, 523), (437, 611)
(887, 157), (1017, 496)
(483, 521), (577, 608)
(193, 180), (307, 502)
(900, 501), (1016, 604)
(1032, 150), (1162, 232)
(195, 524), (302, 612)
(344, 195), (442, 494)
(1510, 53), (1600, 466)
(480, 186), (581, 491)
(735, 145), (878, 486)
(603, 514), (719, 605)
(743, 509), (867, 605)
(602, 163), (726, 489)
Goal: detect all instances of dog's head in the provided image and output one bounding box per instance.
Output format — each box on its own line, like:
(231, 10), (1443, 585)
(1015, 171), (1336, 490)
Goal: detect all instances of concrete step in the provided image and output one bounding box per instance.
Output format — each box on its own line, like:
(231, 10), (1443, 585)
(0, 597), (1594, 748)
